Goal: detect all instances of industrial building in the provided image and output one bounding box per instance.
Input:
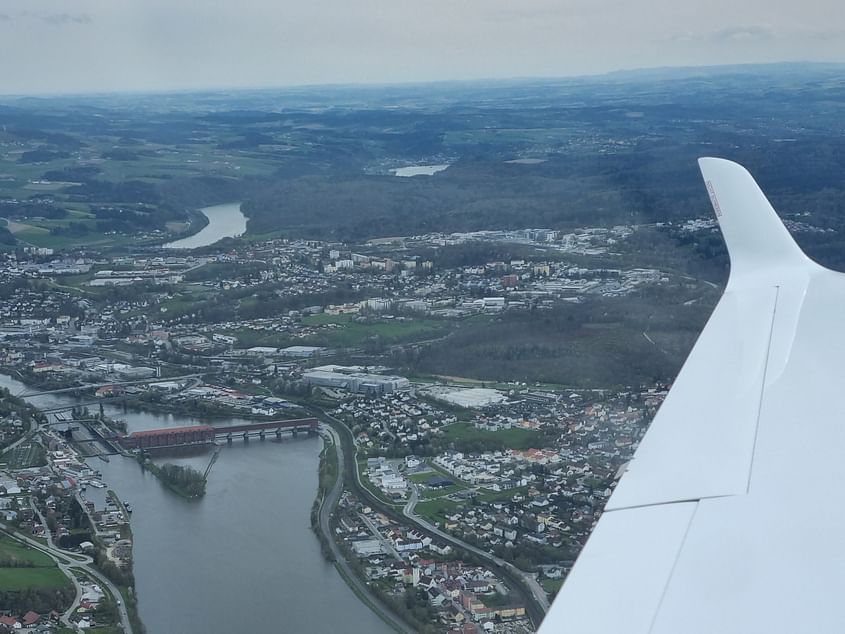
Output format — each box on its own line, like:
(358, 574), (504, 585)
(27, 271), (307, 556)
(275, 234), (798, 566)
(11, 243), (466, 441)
(279, 345), (326, 358)
(303, 369), (410, 395)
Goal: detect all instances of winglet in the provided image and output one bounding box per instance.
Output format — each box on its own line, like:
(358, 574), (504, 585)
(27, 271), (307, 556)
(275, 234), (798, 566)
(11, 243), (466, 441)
(698, 157), (814, 284)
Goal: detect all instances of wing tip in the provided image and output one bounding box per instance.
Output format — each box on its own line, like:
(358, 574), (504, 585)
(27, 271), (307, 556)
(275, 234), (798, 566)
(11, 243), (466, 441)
(697, 157), (814, 280)
(697, 156), (753, 181)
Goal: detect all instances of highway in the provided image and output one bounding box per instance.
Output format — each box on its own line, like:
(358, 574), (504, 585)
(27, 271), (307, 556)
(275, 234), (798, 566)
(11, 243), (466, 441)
(316, 425), (415, 634)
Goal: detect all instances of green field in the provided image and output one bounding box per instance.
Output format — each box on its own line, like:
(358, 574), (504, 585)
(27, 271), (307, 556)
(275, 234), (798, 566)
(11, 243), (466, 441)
(419, 483), (466, 500)
(475, 486), (529, 503)
(414, 497), (463, 523)
(0, 537), (70, 591)
(303, 313), (354, 326)
(159, 287), (218, 316)
(407, 465), (469, 498)
(224, 313), (453, 350)
(442, 423), (542, 450)
(541, 578), (564, 596)
(407, 471), (436, 483)
(0, 538), (55, 567)
(0, 567), (69, 590)
(11, 225), (136, 250)
(0, 133), (276, 253)
(303, 313), (451, 348)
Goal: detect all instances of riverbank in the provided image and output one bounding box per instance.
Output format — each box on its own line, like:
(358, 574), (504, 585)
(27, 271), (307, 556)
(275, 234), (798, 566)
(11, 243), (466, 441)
(311, 405), (547, 630)
(0, 370), (394, 633)
(90, 493), (144, 634)
(311, 440), (338, 560)
(163, 202), (247, 250)
(122, 395), (287, 421)
(313, 426), (414, 634)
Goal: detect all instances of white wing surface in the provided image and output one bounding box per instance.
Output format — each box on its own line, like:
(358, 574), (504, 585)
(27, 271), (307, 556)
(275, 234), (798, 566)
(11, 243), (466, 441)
(539, 158), (843, 633)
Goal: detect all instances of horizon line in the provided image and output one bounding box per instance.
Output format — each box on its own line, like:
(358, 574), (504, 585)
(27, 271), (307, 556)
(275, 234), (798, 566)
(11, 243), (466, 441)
(0, 59), (842, 101)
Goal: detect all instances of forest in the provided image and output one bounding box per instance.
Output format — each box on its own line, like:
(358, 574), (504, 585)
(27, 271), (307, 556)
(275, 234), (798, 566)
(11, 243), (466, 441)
(2, 63), (845, 258)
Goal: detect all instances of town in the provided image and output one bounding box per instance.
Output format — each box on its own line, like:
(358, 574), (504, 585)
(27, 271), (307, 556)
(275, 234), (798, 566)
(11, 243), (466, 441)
(0, 218), (696, 633)
(2, 61), (781, 634)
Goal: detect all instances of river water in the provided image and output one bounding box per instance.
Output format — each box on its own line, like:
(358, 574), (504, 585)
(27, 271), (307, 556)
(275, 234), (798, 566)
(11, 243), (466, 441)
(163, 202), (247, 250)
(0, 375), (390, 634)
(392, 164), (449, 177)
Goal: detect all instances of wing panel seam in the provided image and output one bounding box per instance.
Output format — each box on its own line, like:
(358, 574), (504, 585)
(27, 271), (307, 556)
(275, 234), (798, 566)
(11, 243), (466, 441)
(646, 501), (700, 634)
(606, 493), (732, 513)
(746, 285), (780, 493)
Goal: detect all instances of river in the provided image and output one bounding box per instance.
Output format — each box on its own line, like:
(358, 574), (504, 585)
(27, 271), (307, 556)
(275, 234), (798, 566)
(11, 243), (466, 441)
(392, 164), (449, 177)
(163, 202), (247, 250)
(0, 375), (390, 634)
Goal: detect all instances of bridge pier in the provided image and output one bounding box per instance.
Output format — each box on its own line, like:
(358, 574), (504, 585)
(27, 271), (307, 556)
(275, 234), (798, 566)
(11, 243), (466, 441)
(202, 418), (318, 446)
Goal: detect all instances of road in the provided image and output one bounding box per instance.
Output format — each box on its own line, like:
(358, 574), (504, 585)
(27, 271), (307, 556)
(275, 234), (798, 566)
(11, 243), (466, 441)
(359, 512), (403, 562)
(1, 519), (132, 633)
(1, 428), (35, 456)
(29, 501), (83, 626)
(5, 401), (133, 630)
(16, 372), (206, 398)
(312, 406), (548, 629)
(316, 425), (415, 634)
(404, 483), (551, 612)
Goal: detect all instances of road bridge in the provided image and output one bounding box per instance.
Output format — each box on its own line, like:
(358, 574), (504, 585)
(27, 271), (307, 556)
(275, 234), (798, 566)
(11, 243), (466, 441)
(16, 373), (205, 398)
(39, 398), (125, 414)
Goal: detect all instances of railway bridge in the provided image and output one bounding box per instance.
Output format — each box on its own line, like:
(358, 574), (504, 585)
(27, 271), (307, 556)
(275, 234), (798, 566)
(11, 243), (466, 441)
(117, 418), (318, 450)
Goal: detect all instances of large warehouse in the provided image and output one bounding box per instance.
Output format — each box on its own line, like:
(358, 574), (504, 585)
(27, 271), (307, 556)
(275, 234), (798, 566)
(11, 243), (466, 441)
(302, 369), (410, 395)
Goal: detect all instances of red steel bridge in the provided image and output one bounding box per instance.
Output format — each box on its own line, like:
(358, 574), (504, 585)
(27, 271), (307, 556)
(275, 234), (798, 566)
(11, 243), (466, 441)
(118, 418), (318, 449)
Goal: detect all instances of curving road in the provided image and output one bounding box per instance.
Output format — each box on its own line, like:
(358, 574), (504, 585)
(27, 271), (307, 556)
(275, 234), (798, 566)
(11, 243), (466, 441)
(316, 425), (415, 634)
(29, 502), (84, 625)
(313, 407), (549, 629)
(8, 393), (134, 630)
(403, 483), (550, 612)
(3, 516), (133, 633)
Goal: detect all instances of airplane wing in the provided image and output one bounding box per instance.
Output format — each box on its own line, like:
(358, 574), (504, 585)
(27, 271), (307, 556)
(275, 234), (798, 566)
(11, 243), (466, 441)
(539, 158), (841, 633)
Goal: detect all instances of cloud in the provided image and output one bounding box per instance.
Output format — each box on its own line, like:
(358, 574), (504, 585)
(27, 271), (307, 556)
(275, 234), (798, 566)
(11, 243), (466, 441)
(710, 26), (778, 42)
(0, 11), (92, 26)
(805, 29), (845, 41)
(40, 13), (91, 26)
(662, 25), (778, 44)
(663, 24), (845, 46)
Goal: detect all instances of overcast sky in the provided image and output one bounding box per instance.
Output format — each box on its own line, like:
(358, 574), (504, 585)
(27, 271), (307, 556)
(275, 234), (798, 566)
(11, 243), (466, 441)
(1, 0), (844, 95)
